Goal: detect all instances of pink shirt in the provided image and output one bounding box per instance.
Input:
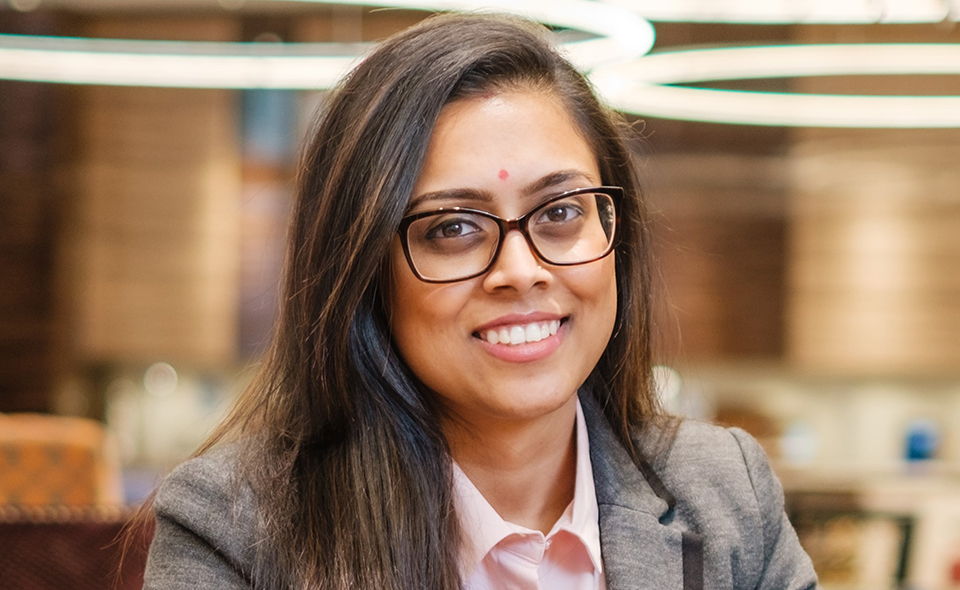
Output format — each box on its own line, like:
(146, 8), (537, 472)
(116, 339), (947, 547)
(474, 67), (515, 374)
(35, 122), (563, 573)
(453, 399), (606, 590)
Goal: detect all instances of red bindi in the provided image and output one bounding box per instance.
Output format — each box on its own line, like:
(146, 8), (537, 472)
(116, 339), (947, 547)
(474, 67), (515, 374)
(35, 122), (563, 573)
(498, 169), (509, 180)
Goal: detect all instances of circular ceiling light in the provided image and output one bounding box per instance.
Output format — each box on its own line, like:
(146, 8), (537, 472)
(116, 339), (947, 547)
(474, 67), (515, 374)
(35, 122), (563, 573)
(591, 44), (960, 128)
(608, 0), (960, 24)
(2, 0), (959, 128)
(0, 0), (653, 89)
(294, 0), (656, 67)
(0, 35), (368, 89)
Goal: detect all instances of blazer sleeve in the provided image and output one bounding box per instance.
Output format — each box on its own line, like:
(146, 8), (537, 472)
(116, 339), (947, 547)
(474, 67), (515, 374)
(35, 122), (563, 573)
(728, 428), (819, 590)
(143, 451), (257, 590)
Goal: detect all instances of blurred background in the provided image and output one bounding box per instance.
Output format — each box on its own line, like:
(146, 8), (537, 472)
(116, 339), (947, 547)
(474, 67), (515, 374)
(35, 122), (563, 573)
(1, 1), (959, 589)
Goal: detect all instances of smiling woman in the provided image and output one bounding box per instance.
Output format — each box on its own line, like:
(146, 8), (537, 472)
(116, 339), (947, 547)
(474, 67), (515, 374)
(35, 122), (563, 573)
(388, 92), (619, 486)
(137, 13), (819, 590)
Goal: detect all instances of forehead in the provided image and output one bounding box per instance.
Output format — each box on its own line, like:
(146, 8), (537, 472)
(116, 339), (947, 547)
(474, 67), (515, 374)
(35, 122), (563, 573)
(411, 90), (600, 205)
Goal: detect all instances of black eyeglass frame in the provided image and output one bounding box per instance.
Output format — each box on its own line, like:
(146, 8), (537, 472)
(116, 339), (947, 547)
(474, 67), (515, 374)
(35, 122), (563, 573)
(397, 186), (623, 284)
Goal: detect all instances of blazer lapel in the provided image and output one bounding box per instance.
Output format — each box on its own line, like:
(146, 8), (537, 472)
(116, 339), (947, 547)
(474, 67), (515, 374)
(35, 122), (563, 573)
(580, 392), (685, 590)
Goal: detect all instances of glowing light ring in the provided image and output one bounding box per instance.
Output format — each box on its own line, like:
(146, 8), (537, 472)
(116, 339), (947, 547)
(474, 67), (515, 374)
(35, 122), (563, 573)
(591, 44), (960, 128)
(606, 0), (960, 24)
(605, 86), (960, 128)
(0, 0), (654, 89)
(599, 44), (960, 83)
(0, 35), (368, 89)
(289, 0), (656, 64)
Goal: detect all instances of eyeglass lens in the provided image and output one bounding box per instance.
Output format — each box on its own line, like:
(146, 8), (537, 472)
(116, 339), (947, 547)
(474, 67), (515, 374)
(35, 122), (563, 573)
(405, 191), (616, 282)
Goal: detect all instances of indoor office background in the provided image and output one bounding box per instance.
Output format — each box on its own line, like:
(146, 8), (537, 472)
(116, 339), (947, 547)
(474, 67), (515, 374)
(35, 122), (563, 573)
(1, 1), (959, 589)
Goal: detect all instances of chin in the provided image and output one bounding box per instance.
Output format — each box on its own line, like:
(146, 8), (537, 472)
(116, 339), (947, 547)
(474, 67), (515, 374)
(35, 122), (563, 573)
(488, 382), (579, 420)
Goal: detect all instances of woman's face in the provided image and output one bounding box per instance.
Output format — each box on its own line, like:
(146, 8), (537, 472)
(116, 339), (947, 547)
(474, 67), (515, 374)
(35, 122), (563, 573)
(388, 90), (618, 430)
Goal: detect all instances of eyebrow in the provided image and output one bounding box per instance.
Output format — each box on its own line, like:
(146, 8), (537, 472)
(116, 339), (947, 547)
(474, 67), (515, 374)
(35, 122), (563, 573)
(406, 169), (597, 212)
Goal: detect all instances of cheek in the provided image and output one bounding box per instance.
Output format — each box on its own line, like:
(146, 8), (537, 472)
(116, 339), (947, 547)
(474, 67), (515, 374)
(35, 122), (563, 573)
(595, 258), (619, 333)
(388, 247), (475, 362)
(567, 256), (618, 318)
(572, 256), (619, 357)
(388, 247), (426, 357)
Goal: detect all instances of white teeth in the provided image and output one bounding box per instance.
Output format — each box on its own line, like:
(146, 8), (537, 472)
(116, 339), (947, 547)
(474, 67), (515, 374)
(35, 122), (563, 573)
(482, 320), (562, 346)
(525, 323), (541, 342)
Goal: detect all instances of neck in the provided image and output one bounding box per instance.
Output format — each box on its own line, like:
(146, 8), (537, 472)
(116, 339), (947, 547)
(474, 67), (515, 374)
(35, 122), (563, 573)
(444, 395), (578, 534)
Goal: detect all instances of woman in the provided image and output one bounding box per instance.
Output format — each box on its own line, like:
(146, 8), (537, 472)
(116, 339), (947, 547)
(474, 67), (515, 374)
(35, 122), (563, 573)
(143, 13), (818, 590)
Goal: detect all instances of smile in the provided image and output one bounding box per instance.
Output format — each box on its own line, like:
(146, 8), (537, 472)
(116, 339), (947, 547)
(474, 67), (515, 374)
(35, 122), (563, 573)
(479, 319), (562, 346)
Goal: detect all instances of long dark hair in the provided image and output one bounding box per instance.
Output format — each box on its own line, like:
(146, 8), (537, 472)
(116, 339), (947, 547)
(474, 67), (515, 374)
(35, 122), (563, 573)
(182, 12), (659, 589)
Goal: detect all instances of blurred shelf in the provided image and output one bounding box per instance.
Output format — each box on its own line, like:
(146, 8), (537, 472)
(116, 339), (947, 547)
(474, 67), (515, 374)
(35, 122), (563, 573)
(783, 463), (960, 590)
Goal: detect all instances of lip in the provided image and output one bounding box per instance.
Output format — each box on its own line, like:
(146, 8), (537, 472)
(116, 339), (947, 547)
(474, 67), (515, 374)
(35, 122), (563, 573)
(472, 312), (568, 363)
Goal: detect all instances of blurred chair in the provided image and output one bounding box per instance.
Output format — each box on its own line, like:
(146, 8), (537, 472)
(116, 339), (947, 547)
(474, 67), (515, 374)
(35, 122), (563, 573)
(0, 413), (149, 590)
(0, 413), (122, 507)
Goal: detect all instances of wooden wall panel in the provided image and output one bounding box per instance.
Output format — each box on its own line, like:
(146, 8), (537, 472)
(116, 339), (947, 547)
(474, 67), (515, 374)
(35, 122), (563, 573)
(62, 17), (242, 367)
(788, 132), (960, 374)
(644, 152), (790, 361)
(0, 14), (71, 412)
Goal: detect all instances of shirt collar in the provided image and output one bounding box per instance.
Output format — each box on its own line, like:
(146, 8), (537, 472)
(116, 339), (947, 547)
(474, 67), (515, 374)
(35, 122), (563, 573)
(452, 398), (603, 579)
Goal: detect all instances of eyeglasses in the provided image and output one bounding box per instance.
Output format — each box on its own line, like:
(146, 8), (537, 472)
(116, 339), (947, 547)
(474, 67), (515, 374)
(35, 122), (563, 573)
(397, 186), (621, 283)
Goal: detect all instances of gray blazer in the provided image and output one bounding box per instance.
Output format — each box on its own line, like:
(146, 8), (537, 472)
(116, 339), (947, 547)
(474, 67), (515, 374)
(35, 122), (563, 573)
(144, 394), (818, 590)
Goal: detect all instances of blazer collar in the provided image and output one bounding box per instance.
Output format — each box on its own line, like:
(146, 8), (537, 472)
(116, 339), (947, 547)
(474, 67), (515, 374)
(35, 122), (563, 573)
(579, 391), (687, 590)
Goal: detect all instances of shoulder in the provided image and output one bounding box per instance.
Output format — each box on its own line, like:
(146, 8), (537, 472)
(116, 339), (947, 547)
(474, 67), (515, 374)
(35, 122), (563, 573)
(640, 420), (817, 589)
(650, 420), (783, 541)
(155, 444), (244, 507)
(145, 443), (259, 589)
(153, 442), (258, 554)
(655, 419), (779, 502)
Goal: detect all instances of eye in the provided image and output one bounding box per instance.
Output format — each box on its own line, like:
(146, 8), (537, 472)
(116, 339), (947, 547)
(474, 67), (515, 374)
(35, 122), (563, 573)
(425, 217), (483, 240)
(537, 201), (584, 224)
(546, 206), (572, 222)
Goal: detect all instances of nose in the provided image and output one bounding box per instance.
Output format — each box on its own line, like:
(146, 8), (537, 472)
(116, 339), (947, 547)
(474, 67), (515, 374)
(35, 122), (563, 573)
(481, 229), (552, 293)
